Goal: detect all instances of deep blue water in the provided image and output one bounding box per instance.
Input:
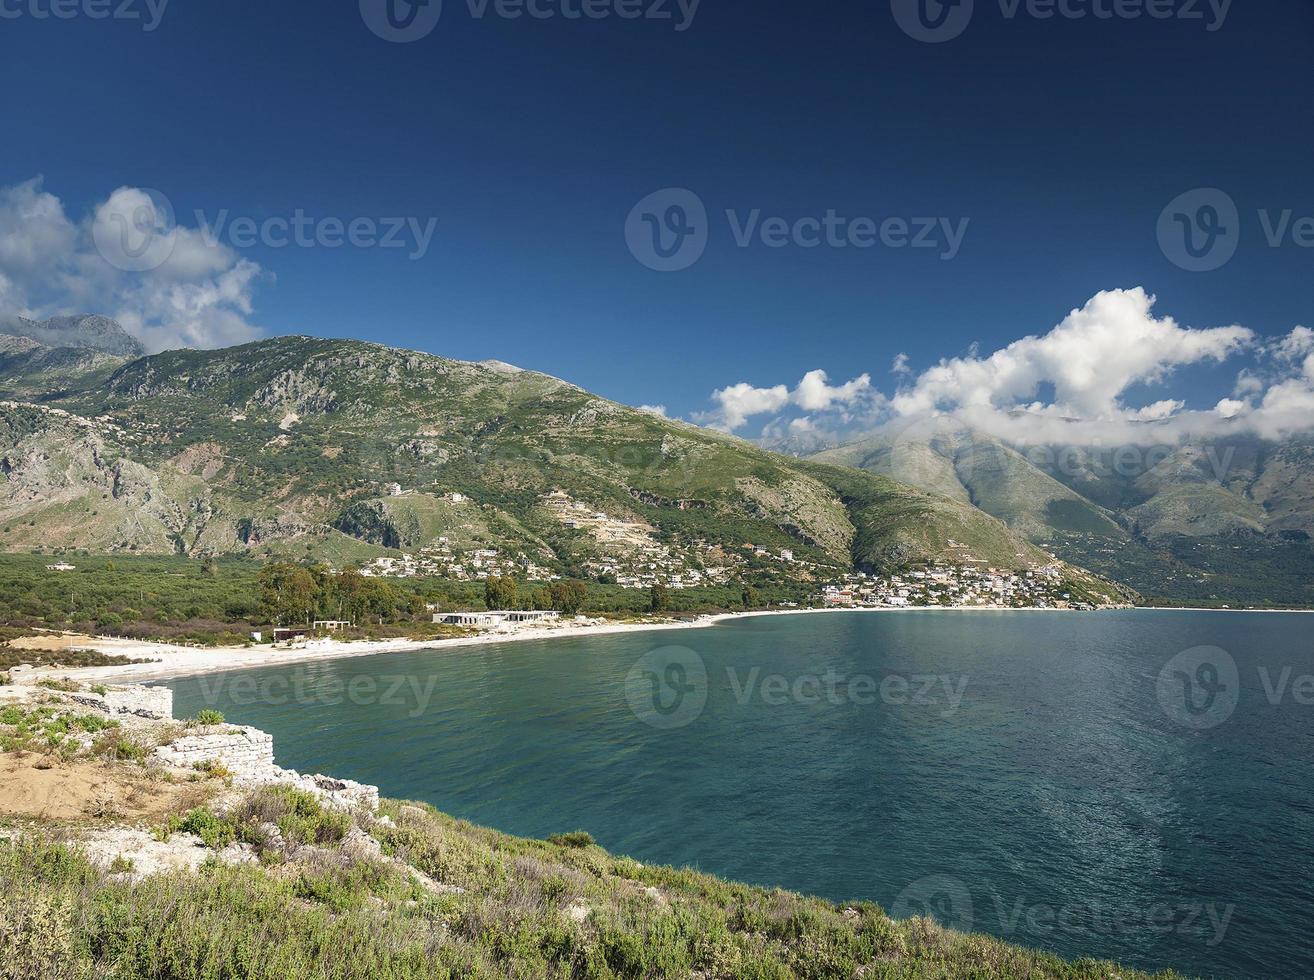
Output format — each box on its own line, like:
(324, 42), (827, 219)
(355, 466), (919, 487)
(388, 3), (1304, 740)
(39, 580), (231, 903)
(169, 610), (1314, 979)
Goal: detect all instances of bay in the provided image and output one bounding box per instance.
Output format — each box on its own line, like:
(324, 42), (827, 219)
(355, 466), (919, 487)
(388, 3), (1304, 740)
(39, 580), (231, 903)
(170, 609), (1314, 979)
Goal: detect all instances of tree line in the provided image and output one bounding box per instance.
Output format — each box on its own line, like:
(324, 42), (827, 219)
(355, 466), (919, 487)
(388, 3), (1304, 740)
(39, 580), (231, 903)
(483, 577), (587, 615)
(258, 564), (423, 627)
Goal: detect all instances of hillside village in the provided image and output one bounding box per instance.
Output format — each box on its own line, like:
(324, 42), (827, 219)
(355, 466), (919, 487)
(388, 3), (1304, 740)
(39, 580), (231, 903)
(354, 490), (841, 593)
(347, 489), (1109, 612)
(359, 543), (555, 583)
(820, 562), (1102, 610)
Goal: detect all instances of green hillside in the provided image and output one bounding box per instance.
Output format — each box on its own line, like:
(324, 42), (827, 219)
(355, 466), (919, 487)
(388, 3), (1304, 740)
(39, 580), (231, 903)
(0, 335), (1099, 595)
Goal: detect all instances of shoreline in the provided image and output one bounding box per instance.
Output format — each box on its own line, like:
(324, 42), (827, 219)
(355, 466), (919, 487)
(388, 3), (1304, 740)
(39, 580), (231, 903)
(12, 603), (1314, 685)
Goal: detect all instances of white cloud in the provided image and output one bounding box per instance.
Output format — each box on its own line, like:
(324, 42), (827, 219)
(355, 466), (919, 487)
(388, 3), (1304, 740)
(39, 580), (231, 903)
(636, 404), (668, 417)
(1233, 370), (1265, 397)
(1188, 326), (1314, 440)
(890, 288), (1252, 421)
(1273, 325), (1313, 362)
(703, 381), (791, 430)
(696, 368), (880, 432)
(0, 178), (77, 279)
(890, 302), (1314, 445)
(891, 352), (911, 376)
(794, 369), (872, 412)
(696, 289), (1314, 449)
(0, 177), (264, 352)
(1130, 399), (1184, 421)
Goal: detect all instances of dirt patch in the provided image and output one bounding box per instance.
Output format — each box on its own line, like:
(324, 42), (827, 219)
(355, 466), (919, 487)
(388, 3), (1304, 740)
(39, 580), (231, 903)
(5, 633), (99, 652)
(0, 753), (213, 821)
(1, 633), (155, 670)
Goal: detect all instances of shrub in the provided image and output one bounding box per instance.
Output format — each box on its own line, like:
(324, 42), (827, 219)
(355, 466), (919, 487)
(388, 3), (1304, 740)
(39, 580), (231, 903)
(177, 808), (238, 849)
(541, 873), (570, 902)
(280, 801), (351, 848)
(236, 785), (350, 847)
(72, 714), (115, 734)
(292, 860), (415, 912)
(35, 678), (79, 693)
(192, 759), (233, 779)
(194, 709), (226, 726)
(0, 887), (89, 980)
(547, 830), (595, 849)
(91, 733), (146, 765)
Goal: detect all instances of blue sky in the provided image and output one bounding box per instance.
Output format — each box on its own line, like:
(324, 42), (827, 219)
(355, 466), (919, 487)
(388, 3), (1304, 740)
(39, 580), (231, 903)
(1, 0), (1311, 440)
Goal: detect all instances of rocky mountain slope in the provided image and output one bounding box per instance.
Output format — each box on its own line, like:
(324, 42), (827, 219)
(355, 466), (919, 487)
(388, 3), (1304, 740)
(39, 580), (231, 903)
(0, 327), (1128, 597)
(0, 313), (145, 357)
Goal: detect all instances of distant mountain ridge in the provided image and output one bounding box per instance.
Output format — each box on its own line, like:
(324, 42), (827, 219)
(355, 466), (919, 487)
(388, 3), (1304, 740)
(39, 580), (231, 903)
(0, 314), (145, 357)
(812, 420), (1314, 606)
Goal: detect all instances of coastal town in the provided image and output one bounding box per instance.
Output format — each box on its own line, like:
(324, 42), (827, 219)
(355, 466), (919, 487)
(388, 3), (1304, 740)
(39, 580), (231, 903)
(333, 490), (1105, 612)
(819, 562), (1099, 610)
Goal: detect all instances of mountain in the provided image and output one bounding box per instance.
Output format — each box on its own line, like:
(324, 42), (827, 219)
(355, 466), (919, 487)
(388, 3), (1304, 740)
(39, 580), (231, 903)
(813, 421), (1314, 606)
(0, 315), (143, 402)
(811, 418), (1124, 541)
(0, 333), (1125, 602)
(0, 314), (145, 357)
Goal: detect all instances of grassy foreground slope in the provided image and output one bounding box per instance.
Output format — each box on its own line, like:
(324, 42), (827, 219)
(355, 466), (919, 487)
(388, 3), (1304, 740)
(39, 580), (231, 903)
(1, 795), (1183, 980)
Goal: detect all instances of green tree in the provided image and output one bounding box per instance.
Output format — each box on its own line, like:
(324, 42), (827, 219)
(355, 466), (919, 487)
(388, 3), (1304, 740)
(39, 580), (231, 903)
(550, 580), (587, 616)
(649, 582), (671, 613)
(360, 577), (399, 623)
(257, 563), (317, 626)
(484, 576), (519, 611)
(335, 569), (367, 623)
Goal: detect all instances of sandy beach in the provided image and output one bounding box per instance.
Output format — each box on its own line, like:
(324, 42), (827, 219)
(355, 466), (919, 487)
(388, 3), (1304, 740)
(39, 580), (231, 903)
(5, 605), (1028, 684)
(11, 616), (726, 685)
(9, 603), (1308, 686)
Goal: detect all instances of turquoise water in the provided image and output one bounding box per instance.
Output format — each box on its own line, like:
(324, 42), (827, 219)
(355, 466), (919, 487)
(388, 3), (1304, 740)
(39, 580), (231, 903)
(170, 610), (1314, 979)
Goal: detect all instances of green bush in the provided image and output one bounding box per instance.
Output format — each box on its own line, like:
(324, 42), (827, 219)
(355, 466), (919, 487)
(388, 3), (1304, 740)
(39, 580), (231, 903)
(91, 733), (146, 764)
(547, 830), (595, 849)
(178, 808), (238, 849)
(236, 785), (350, 847)
(193, 709), (226, 726)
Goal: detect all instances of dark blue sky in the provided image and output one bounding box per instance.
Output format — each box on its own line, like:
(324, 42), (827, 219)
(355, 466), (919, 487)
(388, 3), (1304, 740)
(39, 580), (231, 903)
(2, 0), (1311, 422)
